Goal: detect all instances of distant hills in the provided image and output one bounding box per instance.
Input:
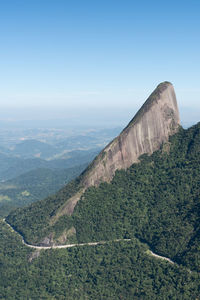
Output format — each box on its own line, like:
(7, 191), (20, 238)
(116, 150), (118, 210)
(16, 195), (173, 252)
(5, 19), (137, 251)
(3, 82), (200, 299)
(0, 164), (88, 217)
(0, 148), (100, 182)
(11, 139), (58, 159)
(0, 129), (123, 216)
(7, 98), (200, 272)
(0, 127), (121, 181)
(0, 128), (122, 216)
(0, 148), (102, 216)
(7, 82), (182, 246)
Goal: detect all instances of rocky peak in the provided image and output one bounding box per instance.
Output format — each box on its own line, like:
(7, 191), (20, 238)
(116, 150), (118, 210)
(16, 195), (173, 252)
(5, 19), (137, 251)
(55, 81), (180, 218)
(81, 81), (180, 187)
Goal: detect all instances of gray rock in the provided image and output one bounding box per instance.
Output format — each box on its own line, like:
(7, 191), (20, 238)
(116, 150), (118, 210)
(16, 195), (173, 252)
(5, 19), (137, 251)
(81, 81), (180, 187)
(55, 81), (180, 219)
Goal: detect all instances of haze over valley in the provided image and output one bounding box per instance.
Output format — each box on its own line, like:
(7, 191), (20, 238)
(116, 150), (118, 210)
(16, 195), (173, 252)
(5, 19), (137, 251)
(1, 1), (200, 299)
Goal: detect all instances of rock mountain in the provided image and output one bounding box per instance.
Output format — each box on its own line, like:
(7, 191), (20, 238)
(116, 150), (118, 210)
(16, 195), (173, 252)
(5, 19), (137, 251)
(82, 81), (180, 187)
(56, 81), (180, 218)
(6, 81), (181, 247)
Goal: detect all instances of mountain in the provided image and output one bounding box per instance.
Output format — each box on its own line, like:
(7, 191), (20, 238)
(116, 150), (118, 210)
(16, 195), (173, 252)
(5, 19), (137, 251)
(81, 81), (180, 187)
(51, 81), (180, 218)
(12, 139), (57, 159)
(0, 164), (88, 217)
(55, 128), (122, 152)
(0, 155), (49, 181)
(1, 219), (199, 299)
(0, 148), (100, 216)
(0, 148), (100, 181)
(46, 148), (100, 168)
(3, 81), (200, 299)
(7, 81), (181, 246)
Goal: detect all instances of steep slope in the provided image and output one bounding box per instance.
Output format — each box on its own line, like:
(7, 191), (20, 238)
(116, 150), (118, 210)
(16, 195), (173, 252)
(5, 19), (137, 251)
(54, 81), (180, 217)
(7, 121), (200, 273)
(7, 81), (181, 246)
(1, 219), (199, 299)
(0, 163), (88, 217)
(72, 122), (200, 272)
(81, 81), (180, 187)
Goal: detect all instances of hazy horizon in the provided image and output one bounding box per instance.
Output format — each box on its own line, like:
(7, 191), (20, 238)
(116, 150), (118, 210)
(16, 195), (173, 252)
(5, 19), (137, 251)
(0, 103), (198, 130)
(0, 1), (200, 122)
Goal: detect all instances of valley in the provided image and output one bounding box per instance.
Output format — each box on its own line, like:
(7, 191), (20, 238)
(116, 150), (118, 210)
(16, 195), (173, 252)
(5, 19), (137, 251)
(1, 82), (200, 299)
(0, 127), (120, 216)
(1, 0), (199, 298)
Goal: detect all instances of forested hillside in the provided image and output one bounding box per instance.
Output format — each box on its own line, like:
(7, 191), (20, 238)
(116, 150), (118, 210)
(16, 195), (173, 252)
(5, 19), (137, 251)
(0, 163), (87, 217)
(7, 122), (200, 274)
(0, 148), (100, 181)
(0, 219), (199, 299)
(0, 148), (100, 216)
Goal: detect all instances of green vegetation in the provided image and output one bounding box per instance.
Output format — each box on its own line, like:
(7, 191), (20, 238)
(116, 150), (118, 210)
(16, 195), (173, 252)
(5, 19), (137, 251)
(72, 123), (200, 272)
(6, 179), (81, 243)
(4, 122), (200, 297)
(7, 123), (200, 275)
(0, 137), (101, 216)
(0, 164), (87, 217)
(0, 147), (100, 181)
(0, 220), (200, 299)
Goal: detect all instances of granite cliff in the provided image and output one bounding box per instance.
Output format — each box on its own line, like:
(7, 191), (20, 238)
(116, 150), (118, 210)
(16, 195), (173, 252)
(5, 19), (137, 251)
(6, 81), (181, 246)
(55, 81), (180, 218)
(81, 81), (180, 187)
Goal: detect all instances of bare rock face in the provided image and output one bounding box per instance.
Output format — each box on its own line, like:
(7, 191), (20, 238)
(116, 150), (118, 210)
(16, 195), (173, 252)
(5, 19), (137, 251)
(54, 81), (180, 220)
(81, 81), (180, 187)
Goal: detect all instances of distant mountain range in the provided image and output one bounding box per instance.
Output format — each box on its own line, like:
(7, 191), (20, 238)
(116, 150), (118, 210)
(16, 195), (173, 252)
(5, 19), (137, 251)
(0, 128), (122, 216)
(7, 81), (182, 245)
(3, 82), (200, 299)
(0, 148), (100, 182)
(0, 164), (88, 217)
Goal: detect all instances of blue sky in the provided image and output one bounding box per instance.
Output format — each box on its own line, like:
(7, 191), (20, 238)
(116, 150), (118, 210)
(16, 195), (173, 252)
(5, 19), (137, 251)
(0, 0), (200, 126)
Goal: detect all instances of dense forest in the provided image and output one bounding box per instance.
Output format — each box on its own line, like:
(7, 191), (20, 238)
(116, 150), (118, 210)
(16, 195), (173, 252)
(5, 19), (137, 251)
(0, 219), (199, 299)
(5, 122), (200, 297)
(0, 147), (101, 216)
(73, 122), (200, 272)
(0, 164), (87, 217)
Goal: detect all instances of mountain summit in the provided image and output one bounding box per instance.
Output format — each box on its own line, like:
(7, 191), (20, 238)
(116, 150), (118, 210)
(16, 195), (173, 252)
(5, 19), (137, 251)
(81, 81), (180, 188)
(7, 81), (181, 246)
(57, 81), (180, 217)
(5, 83), (200, 298)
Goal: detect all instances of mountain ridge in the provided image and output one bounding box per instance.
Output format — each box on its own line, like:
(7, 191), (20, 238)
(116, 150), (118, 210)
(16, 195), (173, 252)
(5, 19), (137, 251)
(54, 81), (180, 220)
(7, 81), (181, 246)
(80, 81), (180, 188)
(4, 83), (200, 299)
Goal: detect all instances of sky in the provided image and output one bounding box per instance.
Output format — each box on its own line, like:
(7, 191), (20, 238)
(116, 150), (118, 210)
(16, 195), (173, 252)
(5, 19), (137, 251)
(0, 0), (200, 127)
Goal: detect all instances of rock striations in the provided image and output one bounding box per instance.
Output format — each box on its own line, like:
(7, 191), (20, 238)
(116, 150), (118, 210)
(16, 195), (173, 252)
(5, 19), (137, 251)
(81, 81), (180, 187)
(56, 81), (180, 217)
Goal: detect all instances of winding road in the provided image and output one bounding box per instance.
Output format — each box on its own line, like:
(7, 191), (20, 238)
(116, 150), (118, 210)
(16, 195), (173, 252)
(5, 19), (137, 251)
(148, 250), (175, 264)
(3, 218), (175, 264)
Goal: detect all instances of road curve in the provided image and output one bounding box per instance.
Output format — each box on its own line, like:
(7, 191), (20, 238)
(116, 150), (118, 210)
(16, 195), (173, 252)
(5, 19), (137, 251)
(3, 218), (175, 264)
(148, 250), (174, 264)
(3, 218), (131, 250)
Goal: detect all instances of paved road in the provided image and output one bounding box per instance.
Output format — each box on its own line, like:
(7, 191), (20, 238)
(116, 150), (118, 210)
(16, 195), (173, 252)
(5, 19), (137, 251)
(148, 250), (174, 264)
(23, 238), (132, 250)
(3, 218), (175, 264)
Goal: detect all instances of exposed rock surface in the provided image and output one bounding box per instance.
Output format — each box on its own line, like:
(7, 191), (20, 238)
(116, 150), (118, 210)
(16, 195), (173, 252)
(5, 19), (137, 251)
(81, 81), (180, 187)
(54, 81), (180, 220)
